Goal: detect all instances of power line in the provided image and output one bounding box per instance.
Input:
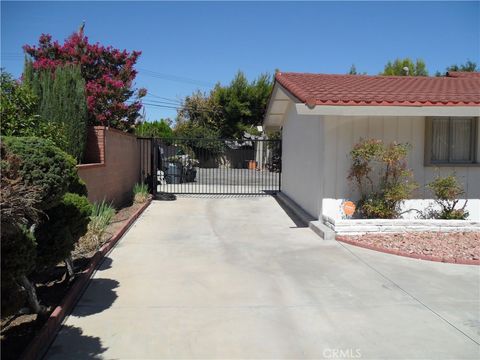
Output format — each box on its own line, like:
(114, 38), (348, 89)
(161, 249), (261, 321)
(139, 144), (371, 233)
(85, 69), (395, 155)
(138, 68), (215, 87)
(145, 93), (183, 104)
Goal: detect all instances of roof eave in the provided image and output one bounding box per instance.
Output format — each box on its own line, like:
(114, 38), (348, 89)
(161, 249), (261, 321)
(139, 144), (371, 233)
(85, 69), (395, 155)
(263, 81), (300, 130)
(296, 104), (480, 117)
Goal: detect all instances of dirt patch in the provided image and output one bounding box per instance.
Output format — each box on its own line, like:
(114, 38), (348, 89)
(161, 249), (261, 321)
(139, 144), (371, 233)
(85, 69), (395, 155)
(337, 232), (480, 263)
(0, 200), (149, 360)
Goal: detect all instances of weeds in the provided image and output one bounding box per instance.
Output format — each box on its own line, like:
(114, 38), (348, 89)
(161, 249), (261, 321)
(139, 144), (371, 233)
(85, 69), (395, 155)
(133, 183), (149, 203)
(74, 200), (115, 255)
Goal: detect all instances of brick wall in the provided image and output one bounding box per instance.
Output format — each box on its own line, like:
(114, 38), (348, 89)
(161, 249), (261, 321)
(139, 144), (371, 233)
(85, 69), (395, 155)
(83, 126), (105, 164)
(77, 127), (140, 207)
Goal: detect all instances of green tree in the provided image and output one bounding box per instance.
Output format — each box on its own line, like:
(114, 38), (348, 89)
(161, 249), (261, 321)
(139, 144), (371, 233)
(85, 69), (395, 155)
(135, 119), (174, 138)
(177, 90), (221, 131)
(381, 58), (428, 76)
(25, 62), (88, 161)
(446, 60), (478, 72)
(213, 71), (273, 137)
(435, 61), (478, 76)
(0, 70), (65, 147)
(348, 64), (358, 75)
(178, 71), (273, 139)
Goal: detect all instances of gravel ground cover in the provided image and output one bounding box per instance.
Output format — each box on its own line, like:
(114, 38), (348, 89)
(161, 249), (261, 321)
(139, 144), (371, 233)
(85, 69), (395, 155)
(337, 232), (480, 263)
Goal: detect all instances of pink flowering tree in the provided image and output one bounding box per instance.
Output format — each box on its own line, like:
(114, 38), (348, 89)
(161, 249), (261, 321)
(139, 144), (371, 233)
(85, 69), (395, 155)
(23, 29), (146, 131)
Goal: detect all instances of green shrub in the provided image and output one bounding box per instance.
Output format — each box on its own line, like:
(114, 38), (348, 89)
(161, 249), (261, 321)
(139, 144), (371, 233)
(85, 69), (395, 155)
(1, 225), (37, 284)
(348, 139), (417, 219)
(0, 142), (42, 229)
(34, 193), (92, 269)
(1, 226), (37, 317)
(427, 175), (469, 220)
(0, 70), (68, 148)
(2, 136), (82, 210)
(133, 183), (149, 203)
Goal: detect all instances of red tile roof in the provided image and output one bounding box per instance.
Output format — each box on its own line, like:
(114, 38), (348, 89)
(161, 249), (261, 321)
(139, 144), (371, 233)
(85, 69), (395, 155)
(275, 72), (480, 107)
(446, 71), (480, 78)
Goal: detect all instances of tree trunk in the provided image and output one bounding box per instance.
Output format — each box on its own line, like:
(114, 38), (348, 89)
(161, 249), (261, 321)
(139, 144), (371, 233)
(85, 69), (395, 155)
(19, 275), (44, 314)
(65, 256), (75, 278)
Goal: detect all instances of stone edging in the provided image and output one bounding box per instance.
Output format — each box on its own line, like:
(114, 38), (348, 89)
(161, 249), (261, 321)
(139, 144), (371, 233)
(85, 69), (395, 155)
(324, 215), (480, 235)
(336, 237), (480, 266)
(19, 198), (152, 360)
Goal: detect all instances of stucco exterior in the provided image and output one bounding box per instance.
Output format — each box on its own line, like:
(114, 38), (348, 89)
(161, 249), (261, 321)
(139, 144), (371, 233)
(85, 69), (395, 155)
(279, 103), (480, 221)
(280, 104), (324, 217)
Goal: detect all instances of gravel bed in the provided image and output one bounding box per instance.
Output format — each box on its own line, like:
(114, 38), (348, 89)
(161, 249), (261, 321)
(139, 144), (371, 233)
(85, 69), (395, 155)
(337, 232), (480, 263)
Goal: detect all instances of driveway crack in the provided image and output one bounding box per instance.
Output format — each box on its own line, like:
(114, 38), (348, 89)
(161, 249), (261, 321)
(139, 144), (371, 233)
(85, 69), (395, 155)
(337, 241), (480, 346)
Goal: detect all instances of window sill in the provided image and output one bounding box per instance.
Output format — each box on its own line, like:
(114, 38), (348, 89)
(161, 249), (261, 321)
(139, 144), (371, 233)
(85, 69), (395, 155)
(424, 163), (480, 167)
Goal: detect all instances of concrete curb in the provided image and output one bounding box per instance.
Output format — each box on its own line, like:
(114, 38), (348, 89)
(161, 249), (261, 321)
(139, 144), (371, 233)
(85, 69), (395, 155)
(336, 236), (480, 265)
(275, 192), (314, 225)
(20, 198), (152, 360)
(275, 193), (336, 240)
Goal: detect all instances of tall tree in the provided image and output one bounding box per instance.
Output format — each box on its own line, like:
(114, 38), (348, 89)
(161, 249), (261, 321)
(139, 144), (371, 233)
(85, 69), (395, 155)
(178, 71), (273, 138)
(25, 63), (87, 161)
(381, 58), (428, 76)
(23, 28), (146, 131)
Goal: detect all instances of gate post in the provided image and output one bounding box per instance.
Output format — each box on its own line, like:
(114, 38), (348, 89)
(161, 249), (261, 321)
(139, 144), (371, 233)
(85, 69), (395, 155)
(150, 138), (158, 197)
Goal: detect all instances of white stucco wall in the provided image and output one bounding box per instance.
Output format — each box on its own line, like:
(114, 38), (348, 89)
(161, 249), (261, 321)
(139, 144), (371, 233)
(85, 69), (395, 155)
(280, 108), (480, 220)
(321, 115), (480, 220)
(281, 104), (323, 218)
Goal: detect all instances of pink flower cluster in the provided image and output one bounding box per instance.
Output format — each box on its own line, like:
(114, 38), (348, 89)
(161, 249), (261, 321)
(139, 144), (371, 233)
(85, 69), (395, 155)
(23, 30), (147, 131)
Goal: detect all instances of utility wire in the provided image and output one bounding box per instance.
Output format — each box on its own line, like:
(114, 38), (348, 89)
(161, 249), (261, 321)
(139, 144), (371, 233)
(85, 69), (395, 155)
(138, 68), (215, 87)
(146, 93), (184, 104)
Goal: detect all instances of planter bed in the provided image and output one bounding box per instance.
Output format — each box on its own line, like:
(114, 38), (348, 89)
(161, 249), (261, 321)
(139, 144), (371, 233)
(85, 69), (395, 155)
(337, 231), (480, 265)
(323, 215), (480, 235)
(1, 199), (151, 360)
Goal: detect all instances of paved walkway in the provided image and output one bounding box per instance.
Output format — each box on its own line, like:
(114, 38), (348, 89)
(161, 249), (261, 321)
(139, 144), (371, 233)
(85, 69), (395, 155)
(46, 196), (480, 359)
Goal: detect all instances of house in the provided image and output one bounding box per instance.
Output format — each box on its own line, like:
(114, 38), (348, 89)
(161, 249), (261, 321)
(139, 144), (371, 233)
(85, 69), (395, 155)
(263, 71), (480, 225)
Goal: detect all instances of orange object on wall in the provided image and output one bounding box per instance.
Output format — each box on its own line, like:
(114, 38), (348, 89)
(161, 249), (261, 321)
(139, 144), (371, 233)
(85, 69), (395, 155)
(342, 201), (356, 217)
(248, 160), (257, 170)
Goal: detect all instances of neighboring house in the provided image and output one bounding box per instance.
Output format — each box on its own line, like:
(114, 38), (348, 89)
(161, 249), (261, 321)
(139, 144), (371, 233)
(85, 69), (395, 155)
(264, 71), (480, 221)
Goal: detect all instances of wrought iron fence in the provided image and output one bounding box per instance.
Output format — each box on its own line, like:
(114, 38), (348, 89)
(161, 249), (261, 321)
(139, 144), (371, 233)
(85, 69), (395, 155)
(138, 137), (281, 195)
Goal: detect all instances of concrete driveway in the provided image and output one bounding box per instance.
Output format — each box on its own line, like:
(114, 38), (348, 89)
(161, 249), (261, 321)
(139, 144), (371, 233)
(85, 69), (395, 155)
(46, 196), (480, 359)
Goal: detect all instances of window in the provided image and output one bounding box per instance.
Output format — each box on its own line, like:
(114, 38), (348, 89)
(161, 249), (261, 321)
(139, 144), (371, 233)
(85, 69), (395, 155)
(426, 117), (478, 165)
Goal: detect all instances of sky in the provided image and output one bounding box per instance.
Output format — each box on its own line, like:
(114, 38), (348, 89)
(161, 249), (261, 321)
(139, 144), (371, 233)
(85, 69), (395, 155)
(2, 1), (479, 121)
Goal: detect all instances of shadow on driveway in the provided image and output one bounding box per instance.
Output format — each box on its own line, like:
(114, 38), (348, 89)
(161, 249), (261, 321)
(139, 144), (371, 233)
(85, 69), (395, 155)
(71, 278), (119, 318)
(46, 325), (107, 359)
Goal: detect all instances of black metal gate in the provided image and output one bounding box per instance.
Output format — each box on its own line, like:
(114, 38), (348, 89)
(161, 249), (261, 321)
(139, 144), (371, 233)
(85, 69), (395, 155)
(138, 137), (281, 195)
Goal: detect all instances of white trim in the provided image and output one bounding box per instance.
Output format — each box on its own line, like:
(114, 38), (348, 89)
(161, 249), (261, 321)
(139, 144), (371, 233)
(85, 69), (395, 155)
(296, 104), (480, 117)
(263, 83), (298, 129)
